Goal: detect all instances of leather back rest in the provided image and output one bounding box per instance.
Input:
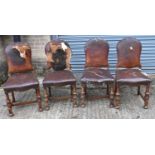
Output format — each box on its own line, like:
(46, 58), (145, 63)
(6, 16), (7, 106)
(85, 39), (109, 67)
(5, 43), (33, 74)
(45, 40), (71, 69)
(116, 37), (142, 68)
(45, 40), (62, 55)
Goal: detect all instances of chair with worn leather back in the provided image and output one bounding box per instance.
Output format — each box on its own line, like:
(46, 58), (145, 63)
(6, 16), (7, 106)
(43, 40), (77, 110)
(80, 39), (114, 107)
(2, 43), (43, 116)
(115, 37), (151, 109)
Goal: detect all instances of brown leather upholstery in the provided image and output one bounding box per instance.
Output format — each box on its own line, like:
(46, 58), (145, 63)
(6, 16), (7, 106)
(5, 43), (33, 74)
(81, 67), (114, 84)
(116, 69), (151, 84)
(43, 70), (76, 87)
(117, 37), (142, 68)
(2, 72), (39, 91)
(80, 39), (114, 107)
(85, 39), (109, 67)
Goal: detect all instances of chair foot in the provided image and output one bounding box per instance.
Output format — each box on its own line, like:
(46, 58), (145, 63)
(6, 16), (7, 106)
(38, 107), (43, 112)
(109, 103), (115, 108)
(45, 106), (50, 111)
(80, 103), (86, 108)
(114, 105), (120, 109)
(73, 104), (78, 108)
(143, 105), (148, 109)
(8, 112), (14, 117)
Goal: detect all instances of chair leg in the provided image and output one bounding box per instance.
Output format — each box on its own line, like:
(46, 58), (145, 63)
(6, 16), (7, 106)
(71, 84), (78, 107)
(48, 87), (52, 97)
(109, 83), (115, 108)
(4, 91), (14, 117)
(115, 83), (120, 109)
(71, 85), (73, 102)
(143, 83), (150, 109)
(84, 85), (87, 96)
(44, 87), (50, 111)
(11, 91), (16, 102)
(36, 87), (43, 112)
(106, 83), (110, 96)
(137, 86), (140, 95)
(80, 84), (86, 107)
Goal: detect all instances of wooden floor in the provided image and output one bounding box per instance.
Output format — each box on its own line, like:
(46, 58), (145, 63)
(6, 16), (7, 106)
(0, 78), (155, 119)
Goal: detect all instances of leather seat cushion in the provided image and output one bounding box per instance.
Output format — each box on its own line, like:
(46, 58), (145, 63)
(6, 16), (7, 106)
(43, 70), (76, 86)
(81, 67), (114, 83)
(116, 68), (151, 83)
(2, 72), (39, 91)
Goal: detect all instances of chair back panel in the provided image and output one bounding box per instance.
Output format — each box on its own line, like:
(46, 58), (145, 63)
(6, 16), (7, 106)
(117, 37), (142, 68)
(45, 40), (71, 70)
(5, 43), (33, 74)
(85, 39), (109, 68)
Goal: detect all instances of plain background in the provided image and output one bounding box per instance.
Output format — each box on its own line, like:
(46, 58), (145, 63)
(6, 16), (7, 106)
(0, 0), (155, 155)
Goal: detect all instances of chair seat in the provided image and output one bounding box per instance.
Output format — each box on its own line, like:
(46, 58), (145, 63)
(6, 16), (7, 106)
(116, 68), (151, 83)
(81, 67), (114, 83)
(2, 72), (39, 91)
(43, 70), (76, 87)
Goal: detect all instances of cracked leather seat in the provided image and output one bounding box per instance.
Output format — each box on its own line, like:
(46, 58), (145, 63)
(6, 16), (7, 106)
(81, 67), (114, 84)
(116, 68), (151, 84)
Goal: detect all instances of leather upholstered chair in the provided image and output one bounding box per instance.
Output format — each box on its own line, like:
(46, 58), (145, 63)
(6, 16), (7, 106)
(43, 40), (77, 110)
(80, 39), (114, 107)
(2, 43), (43, 116)
(115, 37), (151, 109)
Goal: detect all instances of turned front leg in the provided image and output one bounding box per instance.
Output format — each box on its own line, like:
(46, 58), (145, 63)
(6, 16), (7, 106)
(44, 87), (50, 110)
(143, 83), (150, 109)
(109, 83), (115, 108)
(80, 84), (86, 107)
(71, 84), (78, 107)
(4, 91), (14, 117)
(106, 83), (110, 96)
(115, 83), (120, 109)
(36, 87), (43, 112)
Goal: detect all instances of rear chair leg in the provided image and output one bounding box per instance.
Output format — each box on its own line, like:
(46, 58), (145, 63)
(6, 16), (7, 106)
(44, 87), (50, 111)
(5, 91), (14, 117)
(36, 87), (43, 112)
(71, 85), (73, 102)
(11, 91), (16, 102)
(71, 84), (78, 107)
(137, 86), (140, 95)
(143, 83), (150, 109)
(80, 84), (86, 107)
(115, 83), (120, 109)
(109, 83), (115, 108)
(106, 83), (110, 96)
(48, 87), (52, 97)
(84, 85), (87, 96)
